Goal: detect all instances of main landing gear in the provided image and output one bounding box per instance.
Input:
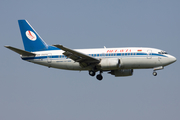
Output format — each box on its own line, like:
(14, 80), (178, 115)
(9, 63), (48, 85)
(89, 70), (95, 76)
(89, 70), (103, 81)
(96, 71), (103, 81)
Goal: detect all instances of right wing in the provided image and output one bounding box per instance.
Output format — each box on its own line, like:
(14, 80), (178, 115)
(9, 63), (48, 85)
(53, 44), (100, 67)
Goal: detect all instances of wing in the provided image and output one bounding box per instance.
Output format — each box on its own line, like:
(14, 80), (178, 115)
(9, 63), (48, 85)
(53, 44), (100, 67)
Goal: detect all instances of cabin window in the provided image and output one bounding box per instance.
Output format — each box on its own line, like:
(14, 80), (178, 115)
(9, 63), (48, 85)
(159, 51), (168, 54)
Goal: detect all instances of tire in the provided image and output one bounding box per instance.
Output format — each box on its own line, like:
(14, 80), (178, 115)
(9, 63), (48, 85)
(96, 74), (103, 81)
(89, 70), (95, 76)
(153, 71), (157, 76)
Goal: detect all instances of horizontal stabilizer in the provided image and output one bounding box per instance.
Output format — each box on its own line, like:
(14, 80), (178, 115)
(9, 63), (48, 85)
(5, 46), (36, 56)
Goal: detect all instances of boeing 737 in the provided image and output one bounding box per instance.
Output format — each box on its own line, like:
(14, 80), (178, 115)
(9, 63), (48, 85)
(5, 20), (176, 80)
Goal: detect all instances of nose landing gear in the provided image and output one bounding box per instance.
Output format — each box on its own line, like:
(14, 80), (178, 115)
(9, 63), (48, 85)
(153, 71), (157, 76)
(152, 66), (164, 76)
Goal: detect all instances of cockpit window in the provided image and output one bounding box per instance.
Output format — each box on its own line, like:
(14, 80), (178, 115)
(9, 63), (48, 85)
(163, 52), (168, 54)
(158, 51), (168, 54)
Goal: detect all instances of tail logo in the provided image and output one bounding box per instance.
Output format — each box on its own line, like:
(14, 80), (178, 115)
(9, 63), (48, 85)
(26, 31), (37, 41)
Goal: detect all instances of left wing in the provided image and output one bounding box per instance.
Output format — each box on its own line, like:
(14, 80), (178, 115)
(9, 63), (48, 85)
(53, 44), (100, 67)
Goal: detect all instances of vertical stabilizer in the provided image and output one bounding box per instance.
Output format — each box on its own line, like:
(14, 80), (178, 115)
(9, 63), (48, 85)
(18, 20), (49, 52)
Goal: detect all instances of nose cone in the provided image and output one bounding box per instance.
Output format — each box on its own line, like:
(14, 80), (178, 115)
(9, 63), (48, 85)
(169, 55), (177, 64)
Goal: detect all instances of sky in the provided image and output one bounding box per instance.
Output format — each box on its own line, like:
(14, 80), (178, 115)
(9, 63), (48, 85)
(0, 0), (179, 120)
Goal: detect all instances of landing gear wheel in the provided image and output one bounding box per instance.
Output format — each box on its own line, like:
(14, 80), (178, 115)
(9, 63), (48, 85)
(89, 70), (95, 76)
(153, 71), (157, 76)
(96, 74), (103, 81)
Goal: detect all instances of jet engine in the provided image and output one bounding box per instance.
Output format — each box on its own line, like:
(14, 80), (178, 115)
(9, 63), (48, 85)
(98, 58), (120, 70)
(109, 69), (133, 77)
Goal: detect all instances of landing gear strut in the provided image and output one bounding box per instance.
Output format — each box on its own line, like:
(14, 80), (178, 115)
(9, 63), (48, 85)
(152, 66), (164, 76)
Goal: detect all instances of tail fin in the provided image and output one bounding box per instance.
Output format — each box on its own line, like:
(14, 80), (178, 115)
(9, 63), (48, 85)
(18, 20), (58, 52)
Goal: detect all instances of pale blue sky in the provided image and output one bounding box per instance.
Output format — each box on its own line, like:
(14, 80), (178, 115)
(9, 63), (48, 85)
(0, 0), (179, 120)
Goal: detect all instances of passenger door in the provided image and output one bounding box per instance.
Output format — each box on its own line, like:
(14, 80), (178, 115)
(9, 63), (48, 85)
(47, 53), (52, 63)
(147, 50), (152, 59)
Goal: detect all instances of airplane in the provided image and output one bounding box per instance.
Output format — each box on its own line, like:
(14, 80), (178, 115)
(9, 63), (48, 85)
(5, 20), (176, 80)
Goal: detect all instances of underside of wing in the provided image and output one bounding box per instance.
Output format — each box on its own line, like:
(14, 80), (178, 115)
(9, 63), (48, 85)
(53, 44), (100, 67)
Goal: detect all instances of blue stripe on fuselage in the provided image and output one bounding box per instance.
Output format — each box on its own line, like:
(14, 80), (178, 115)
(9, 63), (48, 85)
(22, 52), (167, 60)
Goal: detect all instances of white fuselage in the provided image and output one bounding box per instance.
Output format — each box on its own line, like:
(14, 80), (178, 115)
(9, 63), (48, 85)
(5, 19), (177, 80)
(22, 47), (176, 71)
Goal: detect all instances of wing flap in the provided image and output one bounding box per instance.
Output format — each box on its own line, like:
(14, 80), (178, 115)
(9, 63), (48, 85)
(5, 46), (36, 56)
(63, 51), (80, 61)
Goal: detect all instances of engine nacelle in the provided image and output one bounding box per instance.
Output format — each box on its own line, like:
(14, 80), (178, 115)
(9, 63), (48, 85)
(109, 69), (133, 77)
(98, 58), (120, 70)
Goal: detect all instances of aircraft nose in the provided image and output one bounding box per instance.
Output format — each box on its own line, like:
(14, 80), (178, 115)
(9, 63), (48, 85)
(170, 55), (176, 63)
